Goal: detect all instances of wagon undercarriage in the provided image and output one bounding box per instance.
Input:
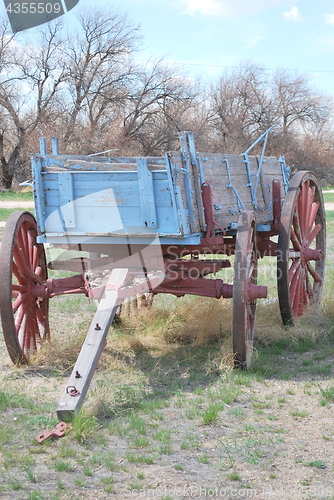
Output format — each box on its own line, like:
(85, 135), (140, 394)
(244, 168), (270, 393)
(0, 130), (326, 419)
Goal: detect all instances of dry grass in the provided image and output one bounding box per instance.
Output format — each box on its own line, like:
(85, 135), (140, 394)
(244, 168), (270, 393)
(120, 287), (334, 354)
(28, 264), (334, 380)
(31, 330), (87, 372)
(111, 295), (232, 347)
(157, 296), (231, 346)
(255, 296), (334, 346)
(321, 284), (334, 320)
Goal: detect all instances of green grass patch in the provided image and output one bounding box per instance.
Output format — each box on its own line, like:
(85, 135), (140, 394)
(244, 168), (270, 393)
(290, 409), (309, 419)
(307, 460), (327, 469)
(72, 412), (99, 443)
(322, 191), (334, 202)
(125, 453), (155, 464)
(0, 190), (33, 200)
(53, 459), (73, 472)
(0, 426), (14, 447)
(0, 390), (38, 412)
(0, 207), (31, 221)
(320, 386), (334, 402)
(180, 434), (200, 450)
(325, 210), (334, 222)
(202, 403), (220, 424)
(132, 436), (150, 448)
(229, 471), (241, 481)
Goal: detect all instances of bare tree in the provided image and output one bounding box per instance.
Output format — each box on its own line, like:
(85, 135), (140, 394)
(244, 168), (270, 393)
(60, 8), (141, 153)
(120, 59), (201, 155)
(0, 8), (141, 187)
(0, 20), (67, 187)
(210, 62), (272, 152)
(209, 62), (333, 176)
(0, 6), (333, 189)
(0, 19), (21, 188)
(267, 70), (333, 177)
(272, 69), (330, 136)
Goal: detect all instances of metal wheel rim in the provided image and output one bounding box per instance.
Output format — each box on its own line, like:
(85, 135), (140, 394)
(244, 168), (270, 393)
(277, 171), (326, 326)
(233, 211), (257, 368)
(0, 211), (50, 364)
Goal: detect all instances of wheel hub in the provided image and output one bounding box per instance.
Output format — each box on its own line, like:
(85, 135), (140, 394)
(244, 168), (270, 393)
(300, 242), (322, 267)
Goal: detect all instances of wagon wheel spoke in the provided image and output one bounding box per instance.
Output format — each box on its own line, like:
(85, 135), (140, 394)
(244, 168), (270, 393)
(306, 185), (316, 227)
(15, 305), (26, 336)
(291, 268), (304, 317)
(15, 242), (43, 284)
(306, 262), (322, 283)
(277, 172), (326, 326)
(305, 269), (313, 299)
(0, 211), (50, 365)
(297, 182), (312, 238)
(12, 293), (28, 313)
(12, 261), (26, 284)
(233, 211), (258, 369)
(290, 228), (301, 251)
(35, 300), (50, 331)
(308, 200), (320, 231)
(308, 223), (322, 245)
(293, 209), (303, 244)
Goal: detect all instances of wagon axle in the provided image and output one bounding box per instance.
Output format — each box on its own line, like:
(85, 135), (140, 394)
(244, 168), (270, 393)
(154, 271), (267, 301)
(298, 246), (322, 266)
(31, 275), (87, 299)
(31, 259), (268, 302)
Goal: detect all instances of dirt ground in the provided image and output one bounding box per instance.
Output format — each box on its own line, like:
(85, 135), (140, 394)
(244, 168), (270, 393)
(1, 322), (334, 500)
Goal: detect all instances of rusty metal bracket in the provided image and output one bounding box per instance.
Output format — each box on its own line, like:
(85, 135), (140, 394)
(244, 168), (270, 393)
(272, 179), (282, 232)
(201, 182), (227, 241)
(35, 421), (73, 444)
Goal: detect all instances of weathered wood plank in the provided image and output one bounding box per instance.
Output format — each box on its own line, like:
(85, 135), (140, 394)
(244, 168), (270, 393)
(199, 153), (286, 228)
(167, 152), (201, 233)
(39, 155), (167, 172)
(56, 268), (129, 421)
(137, 158), (158, 228)
(58, 172), (76, 228)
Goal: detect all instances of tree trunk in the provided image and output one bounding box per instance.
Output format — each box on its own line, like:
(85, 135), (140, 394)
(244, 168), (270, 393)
(0, 134), (13, 189)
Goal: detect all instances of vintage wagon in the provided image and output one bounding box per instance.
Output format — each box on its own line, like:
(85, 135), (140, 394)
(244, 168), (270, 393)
(0, 130), (326, 419)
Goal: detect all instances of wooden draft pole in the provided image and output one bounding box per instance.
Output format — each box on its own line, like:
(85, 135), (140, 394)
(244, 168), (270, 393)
(57, 268), (129, 421)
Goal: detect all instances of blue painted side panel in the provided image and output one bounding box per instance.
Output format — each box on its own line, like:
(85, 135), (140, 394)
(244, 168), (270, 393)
(32, 157), (46, 233)
(136, 158), (157, 228)
(33, 157), (196, 241)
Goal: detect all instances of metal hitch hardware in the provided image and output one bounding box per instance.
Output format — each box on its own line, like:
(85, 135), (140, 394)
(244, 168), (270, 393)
(66, 386), (80, 396)
(35, 421), (73, 443)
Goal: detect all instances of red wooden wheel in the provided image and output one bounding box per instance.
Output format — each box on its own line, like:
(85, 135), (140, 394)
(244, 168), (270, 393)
(233, 211), (258, 368)
(0, 211), (50, 364)
(277, 171), (326, 326)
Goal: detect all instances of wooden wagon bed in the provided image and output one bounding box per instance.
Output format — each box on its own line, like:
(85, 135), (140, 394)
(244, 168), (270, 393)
(32, 132), (290, 245)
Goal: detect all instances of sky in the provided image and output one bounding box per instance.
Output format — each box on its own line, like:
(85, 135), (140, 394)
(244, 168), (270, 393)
(1, 0), (334, 96)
